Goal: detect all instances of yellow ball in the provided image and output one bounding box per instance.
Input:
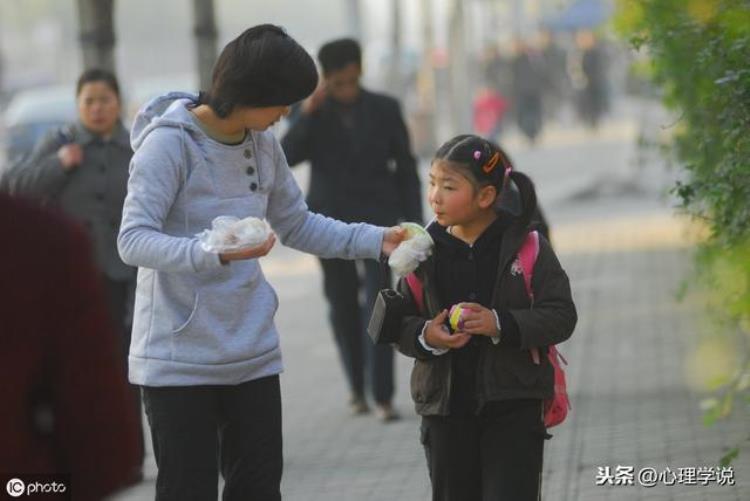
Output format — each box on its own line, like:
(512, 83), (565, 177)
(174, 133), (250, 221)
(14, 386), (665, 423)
(449, 303), (469, 332)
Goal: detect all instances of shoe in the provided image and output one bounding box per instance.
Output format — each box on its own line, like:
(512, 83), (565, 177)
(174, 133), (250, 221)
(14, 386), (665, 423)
(349, 395), (370, 415)
(376, 403), (400, 422)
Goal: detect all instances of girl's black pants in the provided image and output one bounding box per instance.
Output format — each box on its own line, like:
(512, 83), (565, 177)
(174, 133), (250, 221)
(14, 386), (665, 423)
(421, 399), (548, 501)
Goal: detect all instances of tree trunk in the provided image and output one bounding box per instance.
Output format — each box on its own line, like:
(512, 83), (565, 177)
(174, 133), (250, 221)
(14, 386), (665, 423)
(414, 0), (437, 156)
(193, 0), (218, 92)
(345, 0), (362, 39)
(387, 0), (402, 93)
(447, 0), (471, 135)
(77, 0), (116, 73)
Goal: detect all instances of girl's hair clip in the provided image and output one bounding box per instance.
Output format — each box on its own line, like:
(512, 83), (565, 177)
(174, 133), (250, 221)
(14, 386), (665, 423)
(502, 165), (512, 188)
(473, 150), (481, 160)
(482, 152), (500, 174)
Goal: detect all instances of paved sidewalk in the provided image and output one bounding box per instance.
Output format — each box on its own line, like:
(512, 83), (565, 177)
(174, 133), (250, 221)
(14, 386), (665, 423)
(541, 214), (749, 501)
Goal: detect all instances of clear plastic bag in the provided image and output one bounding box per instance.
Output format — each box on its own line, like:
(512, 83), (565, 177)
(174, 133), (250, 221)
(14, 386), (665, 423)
(197, 216), (270, 253)
(388, 222), (434, 277)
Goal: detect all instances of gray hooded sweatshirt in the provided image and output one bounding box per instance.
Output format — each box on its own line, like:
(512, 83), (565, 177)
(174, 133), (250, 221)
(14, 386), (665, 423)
(118, 92), (384, 386)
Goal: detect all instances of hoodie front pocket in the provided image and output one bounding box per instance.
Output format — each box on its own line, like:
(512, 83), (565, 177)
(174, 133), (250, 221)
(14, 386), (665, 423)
(172, 291), (200, 334)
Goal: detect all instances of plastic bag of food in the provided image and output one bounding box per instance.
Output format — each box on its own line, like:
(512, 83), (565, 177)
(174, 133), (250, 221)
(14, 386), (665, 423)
(197, 216), (270, 253)
(388, 222), (434, 277)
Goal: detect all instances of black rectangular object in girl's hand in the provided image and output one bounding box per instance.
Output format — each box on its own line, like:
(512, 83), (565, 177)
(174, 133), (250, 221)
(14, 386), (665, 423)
(367, 288), (408, 344)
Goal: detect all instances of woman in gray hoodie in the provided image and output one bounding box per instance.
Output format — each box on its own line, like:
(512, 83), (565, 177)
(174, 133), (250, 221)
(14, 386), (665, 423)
(118, 25), (404, 500)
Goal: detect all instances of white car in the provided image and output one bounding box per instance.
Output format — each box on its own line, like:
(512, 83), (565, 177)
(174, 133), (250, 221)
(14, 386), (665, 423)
(1, 85), (77, 168)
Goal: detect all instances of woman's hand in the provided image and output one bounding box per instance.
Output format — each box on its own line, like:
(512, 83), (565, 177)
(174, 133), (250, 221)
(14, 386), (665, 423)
(301, 83), (326, 114)
(424, 309), (471, 350)
(219, 233), (276, 264)
(57, 144), (83, 171)
(381, 226), (407, 256)
(454, 303), (500, 337)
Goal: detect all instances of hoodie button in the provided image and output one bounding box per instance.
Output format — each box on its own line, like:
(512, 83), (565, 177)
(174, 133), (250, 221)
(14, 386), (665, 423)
(244, 149), (252, 159)
(249, 182), (258, 191)
(246, 166), (255, 175)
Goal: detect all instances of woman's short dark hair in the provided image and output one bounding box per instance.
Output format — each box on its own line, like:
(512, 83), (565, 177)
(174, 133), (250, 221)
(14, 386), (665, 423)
(317, 38), (361, 75)
(76, 68), (120, 98)
(200, 24), (318, 118)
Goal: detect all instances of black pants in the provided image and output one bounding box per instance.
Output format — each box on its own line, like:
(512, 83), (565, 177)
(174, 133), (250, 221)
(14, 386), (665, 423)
(104, 277), (144, 469)
(142, 376), (283, 501)
(421, 400), (546, 501)
(319, 258), (394, 404)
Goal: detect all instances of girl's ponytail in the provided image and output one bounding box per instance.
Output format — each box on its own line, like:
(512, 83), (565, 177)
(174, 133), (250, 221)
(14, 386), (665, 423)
(508, 170), (537, 227)
(494, 143), (538, 227)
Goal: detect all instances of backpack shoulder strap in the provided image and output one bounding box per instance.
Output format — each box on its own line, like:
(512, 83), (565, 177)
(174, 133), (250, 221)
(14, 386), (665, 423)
(518, 230), (540, 301)
(518, 231), (541, 364)
(405, 272), (425, 314)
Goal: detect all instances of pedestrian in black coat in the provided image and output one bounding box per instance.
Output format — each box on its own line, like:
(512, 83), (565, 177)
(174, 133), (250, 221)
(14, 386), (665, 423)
(282, 38), (423, 419)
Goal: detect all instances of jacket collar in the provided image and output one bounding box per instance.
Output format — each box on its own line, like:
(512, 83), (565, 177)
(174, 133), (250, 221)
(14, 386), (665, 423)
(70, 120), (130, 149)
(424, 215), (530, 259)
(414, 216), (531, 315)
(429, 216), (509, 257)
(320, 87), (373, 114)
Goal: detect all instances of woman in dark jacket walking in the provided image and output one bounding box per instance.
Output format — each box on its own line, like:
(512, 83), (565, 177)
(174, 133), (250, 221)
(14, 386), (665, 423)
(396, 135), (577, 500)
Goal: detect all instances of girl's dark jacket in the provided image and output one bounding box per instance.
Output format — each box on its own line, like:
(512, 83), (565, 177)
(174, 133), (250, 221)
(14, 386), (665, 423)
(396, 219), (577, 416)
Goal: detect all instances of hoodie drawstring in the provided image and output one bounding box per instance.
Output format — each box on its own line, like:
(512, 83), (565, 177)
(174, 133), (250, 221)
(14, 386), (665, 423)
(179, 124), (190, 235)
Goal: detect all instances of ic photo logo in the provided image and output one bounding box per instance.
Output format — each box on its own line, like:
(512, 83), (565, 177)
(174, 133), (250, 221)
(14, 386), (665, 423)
(4, 476), (68, 498)
(6, 478), (25, 498)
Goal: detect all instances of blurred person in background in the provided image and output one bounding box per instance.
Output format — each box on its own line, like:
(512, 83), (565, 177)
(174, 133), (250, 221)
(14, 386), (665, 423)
(2, 68), (143, 473)
(539, 30), (571, 121)
(0, 193), (141, 500)
(473, 85), (508, 141)
(282, 38), (423, 421)
(481, 45), (514, 101)
(577, 31), (610, 128)
(511, 39), (545, 144)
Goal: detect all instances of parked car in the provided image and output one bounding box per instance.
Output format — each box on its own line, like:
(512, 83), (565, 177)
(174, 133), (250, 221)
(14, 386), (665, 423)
(1, 85), (76, 168)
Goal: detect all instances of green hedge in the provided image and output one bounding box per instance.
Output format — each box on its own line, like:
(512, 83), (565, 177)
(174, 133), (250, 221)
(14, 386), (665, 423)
(616, 0), (750, 243)
(615, 0), (750, 463)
